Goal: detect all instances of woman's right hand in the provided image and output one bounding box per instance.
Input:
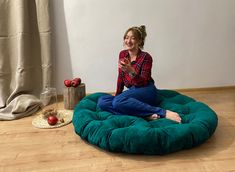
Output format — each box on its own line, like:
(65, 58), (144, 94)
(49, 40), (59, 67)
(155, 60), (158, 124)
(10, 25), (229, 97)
(119, 58), (130, 71)
(165, 110), (181, 123)
(119, 58), (135, 75)
(118, 59), (126, 70)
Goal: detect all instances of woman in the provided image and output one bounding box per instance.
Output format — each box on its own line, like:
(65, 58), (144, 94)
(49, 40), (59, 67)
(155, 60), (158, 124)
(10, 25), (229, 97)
(98, 25), (181, 123)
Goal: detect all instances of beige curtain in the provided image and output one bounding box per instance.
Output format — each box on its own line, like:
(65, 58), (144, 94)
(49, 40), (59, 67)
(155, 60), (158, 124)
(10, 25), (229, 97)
(0, 0), (52, 120)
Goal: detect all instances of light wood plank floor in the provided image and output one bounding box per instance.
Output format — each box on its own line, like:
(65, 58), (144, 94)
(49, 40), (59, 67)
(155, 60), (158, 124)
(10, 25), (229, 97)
(1, 88), (235, 172)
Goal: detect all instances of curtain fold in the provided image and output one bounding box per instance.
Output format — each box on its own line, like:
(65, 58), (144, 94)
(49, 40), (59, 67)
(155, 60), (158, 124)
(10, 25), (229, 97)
(0, 0), (52, 120)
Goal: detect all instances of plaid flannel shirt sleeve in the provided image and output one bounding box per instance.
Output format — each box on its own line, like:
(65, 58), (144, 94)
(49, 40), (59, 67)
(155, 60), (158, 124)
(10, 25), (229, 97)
(115, 67), (124, 96)
(115, 51), (125, 96)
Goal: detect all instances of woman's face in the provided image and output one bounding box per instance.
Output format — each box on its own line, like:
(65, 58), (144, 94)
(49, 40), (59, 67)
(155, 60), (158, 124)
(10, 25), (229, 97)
(124, 31), (140, 51)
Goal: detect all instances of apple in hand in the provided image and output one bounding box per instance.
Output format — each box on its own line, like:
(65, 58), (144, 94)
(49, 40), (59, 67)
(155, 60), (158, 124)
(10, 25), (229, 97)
(47, 115), (58, 125)
(124, 57), (129, 64)
(64, 79), (72, 87)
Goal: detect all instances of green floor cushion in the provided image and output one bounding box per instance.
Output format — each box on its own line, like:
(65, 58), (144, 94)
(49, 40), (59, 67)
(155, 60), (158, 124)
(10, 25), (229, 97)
(72, 90), (218, 155)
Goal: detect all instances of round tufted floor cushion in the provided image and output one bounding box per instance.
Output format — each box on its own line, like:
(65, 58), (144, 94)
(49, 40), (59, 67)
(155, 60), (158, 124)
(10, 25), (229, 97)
(72, 90), (218, 155)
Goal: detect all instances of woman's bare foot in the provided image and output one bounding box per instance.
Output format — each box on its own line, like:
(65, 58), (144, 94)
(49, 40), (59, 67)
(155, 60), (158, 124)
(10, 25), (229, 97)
(165, 110), (181, 123)
(146, 114), (160, 121)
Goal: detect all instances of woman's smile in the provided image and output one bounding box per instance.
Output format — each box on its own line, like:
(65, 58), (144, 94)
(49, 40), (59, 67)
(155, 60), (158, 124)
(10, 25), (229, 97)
(124, 31), (139, 51)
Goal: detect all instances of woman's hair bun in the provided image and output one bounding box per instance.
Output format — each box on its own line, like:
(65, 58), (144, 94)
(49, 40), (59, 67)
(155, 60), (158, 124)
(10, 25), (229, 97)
(139, 25), (147, 39)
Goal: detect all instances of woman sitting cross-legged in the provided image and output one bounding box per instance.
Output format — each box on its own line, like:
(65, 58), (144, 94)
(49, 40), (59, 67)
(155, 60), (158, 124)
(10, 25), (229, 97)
(97, 25), (181, 123)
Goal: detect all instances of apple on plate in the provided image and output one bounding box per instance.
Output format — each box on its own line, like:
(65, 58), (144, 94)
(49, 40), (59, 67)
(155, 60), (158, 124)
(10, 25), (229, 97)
(47, 115), (58, 125)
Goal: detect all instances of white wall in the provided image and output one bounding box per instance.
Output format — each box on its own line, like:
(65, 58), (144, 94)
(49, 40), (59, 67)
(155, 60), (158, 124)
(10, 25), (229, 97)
(51, 0), (235, 94)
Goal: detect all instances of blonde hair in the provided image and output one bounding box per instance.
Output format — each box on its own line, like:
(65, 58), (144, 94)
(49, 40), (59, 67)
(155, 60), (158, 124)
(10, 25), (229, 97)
(123, 25), (147, 49)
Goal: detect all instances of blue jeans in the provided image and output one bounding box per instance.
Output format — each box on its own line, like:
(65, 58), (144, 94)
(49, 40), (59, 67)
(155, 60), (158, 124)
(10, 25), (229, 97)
(97, 82), (166, 118)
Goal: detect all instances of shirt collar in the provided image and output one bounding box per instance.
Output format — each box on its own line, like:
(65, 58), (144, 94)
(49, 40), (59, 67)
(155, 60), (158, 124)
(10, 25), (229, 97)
(124, 49), (143, 58)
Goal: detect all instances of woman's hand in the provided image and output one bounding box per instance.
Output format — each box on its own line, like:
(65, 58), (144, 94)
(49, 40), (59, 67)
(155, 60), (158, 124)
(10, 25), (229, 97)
(165, 110), (182, 123)
(118, 58), (135, 74)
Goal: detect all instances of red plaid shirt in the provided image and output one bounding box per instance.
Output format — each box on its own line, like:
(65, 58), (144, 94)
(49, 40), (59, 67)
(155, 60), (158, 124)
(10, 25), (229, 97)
(115, 49), (154, 96)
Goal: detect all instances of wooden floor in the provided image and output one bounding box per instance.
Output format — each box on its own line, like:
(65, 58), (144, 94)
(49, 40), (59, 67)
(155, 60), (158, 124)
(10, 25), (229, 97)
(1, 87), (235, 172)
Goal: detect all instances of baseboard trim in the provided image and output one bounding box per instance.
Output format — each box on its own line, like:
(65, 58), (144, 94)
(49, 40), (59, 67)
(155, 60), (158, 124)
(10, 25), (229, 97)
(174, 85), (235, 92)
(57, 85), (235, 99)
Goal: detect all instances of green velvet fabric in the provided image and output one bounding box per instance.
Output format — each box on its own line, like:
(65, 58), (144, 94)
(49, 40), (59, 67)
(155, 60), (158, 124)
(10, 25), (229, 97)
(72, 90), (218, 155)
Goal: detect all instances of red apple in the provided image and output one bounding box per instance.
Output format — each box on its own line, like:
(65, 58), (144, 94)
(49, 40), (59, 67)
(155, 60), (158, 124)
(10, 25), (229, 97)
(71, 80), (79, 87)
(64, 79), (72, 87)
(47, 115), (58, 125)
(73, 78), (81, 85)
(124, 57), (129, 64)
